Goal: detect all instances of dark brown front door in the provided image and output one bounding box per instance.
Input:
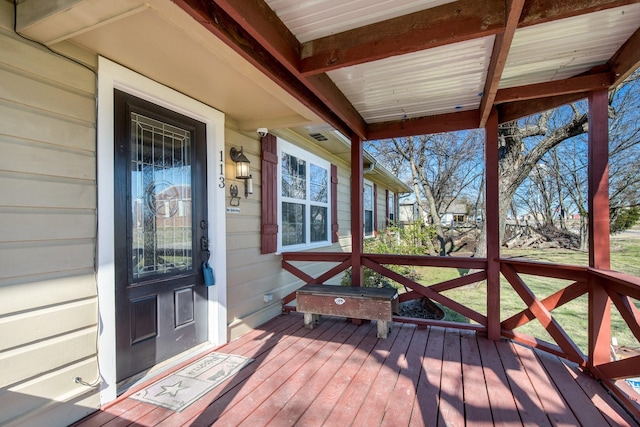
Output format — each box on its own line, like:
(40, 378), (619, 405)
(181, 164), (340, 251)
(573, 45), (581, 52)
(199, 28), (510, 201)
(114, 90), (208, 383)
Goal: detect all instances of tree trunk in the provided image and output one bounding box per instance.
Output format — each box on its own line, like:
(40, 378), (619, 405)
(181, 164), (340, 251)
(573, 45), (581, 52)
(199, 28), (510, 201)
(579, 215), (588, 251)
(409, 157), (436, 254)
(474, 111), (587, 258)
(422, 180), (448, 255)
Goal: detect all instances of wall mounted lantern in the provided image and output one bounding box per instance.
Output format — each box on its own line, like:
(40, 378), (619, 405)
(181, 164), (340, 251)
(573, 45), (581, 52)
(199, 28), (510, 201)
(230, 146), (251, 179)
(230, 146), (253, 203)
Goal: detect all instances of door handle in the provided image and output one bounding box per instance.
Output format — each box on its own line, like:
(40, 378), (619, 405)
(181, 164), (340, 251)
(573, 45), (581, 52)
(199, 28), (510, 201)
(201, 236), (209, 251)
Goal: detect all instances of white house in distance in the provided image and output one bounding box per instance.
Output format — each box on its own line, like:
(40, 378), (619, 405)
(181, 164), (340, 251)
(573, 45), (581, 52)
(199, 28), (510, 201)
(398, 201), (468, 226)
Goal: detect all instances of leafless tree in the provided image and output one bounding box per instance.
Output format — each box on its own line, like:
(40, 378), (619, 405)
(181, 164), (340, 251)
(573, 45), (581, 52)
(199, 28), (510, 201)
(480, 71), (640, 255)
(543, 73), (640, 248)
(473, 105), (589, 257)
(369, 131), (483, 255)
(368, 72), (640, 257)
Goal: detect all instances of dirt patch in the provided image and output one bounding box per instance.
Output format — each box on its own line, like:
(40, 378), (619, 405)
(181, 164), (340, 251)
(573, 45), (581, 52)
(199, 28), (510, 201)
(397, 297), (445, 320)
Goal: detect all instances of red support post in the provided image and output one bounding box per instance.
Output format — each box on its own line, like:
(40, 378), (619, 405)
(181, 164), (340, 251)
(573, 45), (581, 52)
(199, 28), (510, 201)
(351, 133), (364, 287)
(485, 108), (501, 340)
(588, 90), (611, 270)
(588, 89), (611, 368)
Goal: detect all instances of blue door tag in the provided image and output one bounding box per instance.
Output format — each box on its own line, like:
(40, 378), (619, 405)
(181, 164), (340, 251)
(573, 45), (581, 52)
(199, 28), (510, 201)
(202, 262), (215, 286)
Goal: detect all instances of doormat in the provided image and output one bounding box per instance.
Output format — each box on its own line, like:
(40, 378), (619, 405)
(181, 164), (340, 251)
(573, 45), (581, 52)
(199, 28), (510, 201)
(130, 352), (253, 412)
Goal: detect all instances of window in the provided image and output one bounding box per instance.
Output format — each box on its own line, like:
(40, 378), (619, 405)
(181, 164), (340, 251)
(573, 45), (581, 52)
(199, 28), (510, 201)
(388, 192), (395, 223)
(278, 139), (331, 251)
(364, 181), (374, 237)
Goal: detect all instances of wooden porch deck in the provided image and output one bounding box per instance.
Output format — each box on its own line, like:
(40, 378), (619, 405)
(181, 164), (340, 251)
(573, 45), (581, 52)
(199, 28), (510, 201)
(75, 313), (639, 426)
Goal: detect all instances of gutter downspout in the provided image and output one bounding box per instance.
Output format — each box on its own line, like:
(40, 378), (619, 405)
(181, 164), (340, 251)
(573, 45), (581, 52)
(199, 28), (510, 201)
(363, 161), (377, 174)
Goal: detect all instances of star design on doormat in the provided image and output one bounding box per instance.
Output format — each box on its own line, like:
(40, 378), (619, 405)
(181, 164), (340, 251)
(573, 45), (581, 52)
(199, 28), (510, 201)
(157, 381), (189, 397)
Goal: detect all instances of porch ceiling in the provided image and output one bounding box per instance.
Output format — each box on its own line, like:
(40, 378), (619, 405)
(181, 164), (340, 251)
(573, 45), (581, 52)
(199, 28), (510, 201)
(179, 0), (640, 140)
(18, 0), (640, 142)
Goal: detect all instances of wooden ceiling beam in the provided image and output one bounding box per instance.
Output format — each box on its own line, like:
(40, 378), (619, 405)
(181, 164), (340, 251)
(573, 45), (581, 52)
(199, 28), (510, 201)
(299, 0), (640, 77)
(176, 0), (367, 139)
(609, 26), (640, 86)
(300, 0), (505, 76)
(479, 0), (526, 128)
(495, 72), (612, 104)
(212, 0), (301, 72)
(498, 93), (588, 123)
(366, 110), (481, 141)
(519, 0), (640, 27)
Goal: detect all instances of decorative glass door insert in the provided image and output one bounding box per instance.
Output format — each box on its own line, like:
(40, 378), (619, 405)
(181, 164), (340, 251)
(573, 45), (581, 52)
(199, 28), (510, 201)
(131, 113), (193, 280)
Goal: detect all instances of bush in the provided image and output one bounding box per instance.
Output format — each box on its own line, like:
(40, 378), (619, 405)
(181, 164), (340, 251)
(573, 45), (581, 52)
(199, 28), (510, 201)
(340, 267), (397, 289)
(611, 207), (640, 234)
(340, 221), (434, 288)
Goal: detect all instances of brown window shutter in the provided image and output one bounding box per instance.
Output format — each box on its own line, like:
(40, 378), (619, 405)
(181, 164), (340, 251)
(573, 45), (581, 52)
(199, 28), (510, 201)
(261, 133), (278, 254)
(373, 183), (378, 235)
(331, 164), (339, 243)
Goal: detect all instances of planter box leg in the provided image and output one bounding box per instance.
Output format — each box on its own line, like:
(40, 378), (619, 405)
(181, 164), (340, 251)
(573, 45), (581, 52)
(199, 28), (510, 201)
(377, 320), (391, 339)
(303, 313), (320, 329)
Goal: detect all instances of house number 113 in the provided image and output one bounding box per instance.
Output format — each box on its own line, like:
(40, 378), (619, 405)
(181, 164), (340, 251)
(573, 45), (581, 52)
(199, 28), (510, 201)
(218, 150), (225, 188)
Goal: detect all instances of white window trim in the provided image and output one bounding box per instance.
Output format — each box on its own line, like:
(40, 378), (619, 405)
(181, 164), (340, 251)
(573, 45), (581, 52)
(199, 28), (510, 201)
(277, 138), (332, 252)
(388, 191), (396, 223)
(97, 57), (227, 404)
(364, 179), (375, 238)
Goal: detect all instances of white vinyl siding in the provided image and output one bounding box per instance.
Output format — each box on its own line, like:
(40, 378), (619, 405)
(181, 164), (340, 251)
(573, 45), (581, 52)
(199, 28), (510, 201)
(0, 4), (99, 425)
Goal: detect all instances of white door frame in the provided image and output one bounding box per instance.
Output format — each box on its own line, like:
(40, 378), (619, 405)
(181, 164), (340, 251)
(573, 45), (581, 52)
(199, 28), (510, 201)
(96, 57), (227, 404)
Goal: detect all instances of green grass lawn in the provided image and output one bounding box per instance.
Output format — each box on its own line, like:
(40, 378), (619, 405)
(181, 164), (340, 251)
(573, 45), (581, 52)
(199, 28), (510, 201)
(413, 236), (640, 355)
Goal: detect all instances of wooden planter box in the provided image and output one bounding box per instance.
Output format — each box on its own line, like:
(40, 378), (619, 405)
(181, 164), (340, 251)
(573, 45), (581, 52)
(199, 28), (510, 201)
(296, 285), (398, 338)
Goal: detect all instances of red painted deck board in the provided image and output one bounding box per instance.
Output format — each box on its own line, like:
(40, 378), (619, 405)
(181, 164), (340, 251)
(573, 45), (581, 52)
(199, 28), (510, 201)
(264, 322), (376, 426)
(460, 330), (493, 427)
(351, 324), (415, 427)
(153, 315), (313, 426)
(102, 401), (156, 427)
(238, 322), (366, 426)
(320, 322), (400, 426)
(566, 359), (638, 426)
(511, 343), (581, 425)
(379, 322), (428, 427)
(437, 328), (465, 426)
(534, 347), (618, 426)
(496, 340), (552, 427)
(410, 326), (444, 427)
(74, 313), (639, 427)
(476, 336), (523, 425)
(189, 318), (347, 426)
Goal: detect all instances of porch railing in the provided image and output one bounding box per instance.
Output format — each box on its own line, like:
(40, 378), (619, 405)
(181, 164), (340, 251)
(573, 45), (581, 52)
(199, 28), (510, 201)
(281, 251), (640, 418)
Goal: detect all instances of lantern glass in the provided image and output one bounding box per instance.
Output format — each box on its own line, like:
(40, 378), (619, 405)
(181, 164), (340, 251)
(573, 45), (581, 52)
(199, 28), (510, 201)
(236, 160), (250, 179)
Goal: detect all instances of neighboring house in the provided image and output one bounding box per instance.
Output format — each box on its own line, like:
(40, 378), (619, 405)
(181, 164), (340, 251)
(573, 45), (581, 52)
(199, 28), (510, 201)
(398, 201), (468, 226)
(519, 212), (545, 223)
(399, 201), (418, 225)
(0, 2), (410, 425)
(440, 202), (468, 226)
